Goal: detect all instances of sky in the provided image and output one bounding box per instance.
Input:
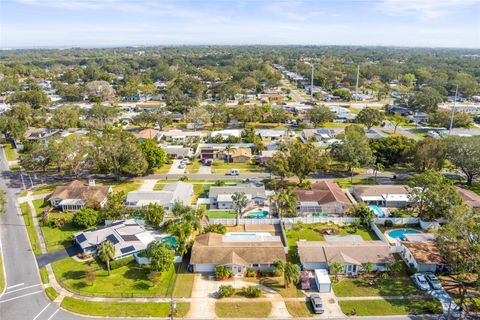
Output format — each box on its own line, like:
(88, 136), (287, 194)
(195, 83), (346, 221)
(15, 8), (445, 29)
(0, 0), (479, 49)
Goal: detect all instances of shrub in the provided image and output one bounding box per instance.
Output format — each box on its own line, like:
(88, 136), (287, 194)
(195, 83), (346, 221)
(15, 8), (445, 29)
(384, 220), (393, 227)
(218, 285), (236, 298)
(297, 180), (312, 189)
(179, 175), (189, 181)
(214, 266), (234, 280)
(72, 208), (99, 228)
(202, 224), (226, 234)
(109, 256), (134, 270)
(214, 180), (226, 186)
(271, 268), (282, 277)
(242, 286), (262, 298)
(244, 268), (257, 277)
(406, 266), (418, 276)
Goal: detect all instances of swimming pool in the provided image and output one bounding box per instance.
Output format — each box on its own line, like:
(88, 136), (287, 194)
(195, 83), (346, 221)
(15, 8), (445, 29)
(368, 205), (385, 218)
(161, 236), (178, 248)
(387, 229), (421, 239)
(245, 210), (269, 219)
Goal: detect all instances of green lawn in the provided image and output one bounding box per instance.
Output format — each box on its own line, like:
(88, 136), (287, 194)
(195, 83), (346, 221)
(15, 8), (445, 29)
(20, 202), (42, 255)
(192, 184), (210, 204)
(334, 177), (377, 188)
(204, 210), (236, 219)
(338, 299), (442, 316)
(61, 297), (189, 317)
(41, 212), (83, 252)
(2, 144), (17, 161)
(45, 287), (59, 301)
(0, 255), (4, 293)
(215, 301), (272, 318)
(153, 163), (172, 174)
(185, 158), (201, 174)
(32, 198), (47, 214)
(332, 274), (420, 297)
(285, 301), (313, 317)
(211, 161), (263, 174)
(322, 122), (350, 128)
(39, 267), (49, 284)
(102, 179), (142, 194)
(52, 257), (177, 297)
(173, 262), (195, 298)
(246, 276), (305, 298)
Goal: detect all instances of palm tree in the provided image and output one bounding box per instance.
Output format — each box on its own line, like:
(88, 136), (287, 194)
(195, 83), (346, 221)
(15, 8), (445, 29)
(225, 144), (233, 163)
(231, 191), (248, 226)
(373, 163), (384, 183)
(330, 262), (344, 282)
(284, 262), (300, 288)
(362, 262), (373, 274)
(276, 189), (298, 218)
(98, 240), (115, 276)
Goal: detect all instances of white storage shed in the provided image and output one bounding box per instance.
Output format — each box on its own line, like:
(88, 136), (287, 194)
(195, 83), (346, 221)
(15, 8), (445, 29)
(314, 269), (332, 293)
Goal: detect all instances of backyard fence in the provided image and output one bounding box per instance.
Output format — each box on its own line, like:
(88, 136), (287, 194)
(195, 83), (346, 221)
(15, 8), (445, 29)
(205, 218), (280, 225)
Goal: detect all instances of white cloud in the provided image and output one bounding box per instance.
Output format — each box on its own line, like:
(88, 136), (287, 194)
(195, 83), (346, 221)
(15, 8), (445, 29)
(379, 0), (480, 20)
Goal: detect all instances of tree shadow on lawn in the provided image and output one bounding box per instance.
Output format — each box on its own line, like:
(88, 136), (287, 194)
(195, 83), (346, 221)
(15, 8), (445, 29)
(62, 270), (87, 280)
(122, 265), (149, 281)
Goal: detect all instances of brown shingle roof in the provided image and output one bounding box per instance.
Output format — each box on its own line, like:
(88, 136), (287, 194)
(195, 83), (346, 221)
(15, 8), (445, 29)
(297, 241), (395, 265)
(190, 232), (286, 266)
(456, 187), (480, 208)
(294, 181), (352, 206)
(402, 242), (446, 265)
(49, 180), (110, 204)
(353, 185), (409, 197)
(231, 148), (252, 158)
(134, 129), (160, 140)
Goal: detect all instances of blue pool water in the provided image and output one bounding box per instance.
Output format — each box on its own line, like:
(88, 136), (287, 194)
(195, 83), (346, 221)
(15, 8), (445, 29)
(245, 210), (269, 219)
(368, 205), (385, 218)
(161, 236), (178, 248)
(387, 229), (421, 239)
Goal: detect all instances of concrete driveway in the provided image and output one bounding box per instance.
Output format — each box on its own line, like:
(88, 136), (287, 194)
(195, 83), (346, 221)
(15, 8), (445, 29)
(168, 159), (186, 175)
(187, 273), (218, 319)
(198, 165), (212, 174)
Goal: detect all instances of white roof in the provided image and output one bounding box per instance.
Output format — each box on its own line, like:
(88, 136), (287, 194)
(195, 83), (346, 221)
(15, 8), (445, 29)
(210, 129), (242, 138)
(217, 194), (253, 202)
(384, 194), (409, 201)
(314, 269), (331, 284)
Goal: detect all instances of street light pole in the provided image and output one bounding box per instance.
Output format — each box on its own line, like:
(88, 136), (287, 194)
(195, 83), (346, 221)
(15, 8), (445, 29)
(449, 84), (459, 135)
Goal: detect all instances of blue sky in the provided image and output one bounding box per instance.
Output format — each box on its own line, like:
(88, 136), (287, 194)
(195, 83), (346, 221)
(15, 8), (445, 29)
(1, 0), (479, 48)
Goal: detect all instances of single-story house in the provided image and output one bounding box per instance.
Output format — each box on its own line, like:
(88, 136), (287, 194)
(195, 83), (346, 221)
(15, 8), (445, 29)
(133, 129), (161, 142)
(230, 148), (252, 163)
(400, 241), (448, 273)
(190, 232), (286, 274)
(256, 129), (287, 141)
(210, 129), (243, 140)
(159, 129), (205, 143)
(74, 219), (155, 260)
(208, 184), (270, 210)
(456, 186), (480, 208)
(49, 180), (111, 211)
(352, 185), (410, 207)
(257, 93), (284, 101)
(297, 241), (395, 275)
(162, 145), (193, 158)
(125, 181), (194, 211)
(301, 128), (340, 142)
(198, 143), (254, 160)
(259, 150), (278, 165)
(294, 181), (352, 215)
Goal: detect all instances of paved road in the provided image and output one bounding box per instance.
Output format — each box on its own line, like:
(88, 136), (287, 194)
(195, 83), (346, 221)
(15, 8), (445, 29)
(384, 120), (422, 141)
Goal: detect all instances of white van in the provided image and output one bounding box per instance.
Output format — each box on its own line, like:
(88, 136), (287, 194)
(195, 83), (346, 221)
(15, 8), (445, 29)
(229, 169), (240, 176)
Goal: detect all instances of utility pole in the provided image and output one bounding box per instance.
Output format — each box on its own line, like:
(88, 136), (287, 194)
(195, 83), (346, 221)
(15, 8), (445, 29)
(310, 63), (314, 102)
(355, 64), (360, 101)
(449, 84), (459, 135)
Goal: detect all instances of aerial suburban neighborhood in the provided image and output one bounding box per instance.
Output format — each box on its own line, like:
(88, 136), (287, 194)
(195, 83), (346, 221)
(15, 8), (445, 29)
(0, 1), (479, 320)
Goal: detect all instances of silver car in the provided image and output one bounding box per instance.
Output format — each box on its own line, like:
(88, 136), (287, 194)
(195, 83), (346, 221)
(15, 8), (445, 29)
(425, 273), (442, 290)
(309, 294), (324, 314)
(412, 273), (430, 291)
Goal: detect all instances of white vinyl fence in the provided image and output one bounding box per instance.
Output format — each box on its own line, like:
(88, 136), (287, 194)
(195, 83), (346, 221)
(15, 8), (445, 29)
(205, 217), (420, 226)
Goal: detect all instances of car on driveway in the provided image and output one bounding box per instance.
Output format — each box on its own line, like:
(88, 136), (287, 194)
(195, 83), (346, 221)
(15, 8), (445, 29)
(425, 273), (442, 290)
(309, 294), (324, 314)
(412, 273), (431, 291)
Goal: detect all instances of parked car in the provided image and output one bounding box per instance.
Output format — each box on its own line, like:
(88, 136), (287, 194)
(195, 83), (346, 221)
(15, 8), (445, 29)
(178, 163), (186, 169)
(309, 294), (324, 314)
(412, 273), (431, 291)
(425, 273), (442, 290)
(205, 160), (212, 166)
(228, 169), (240, 176)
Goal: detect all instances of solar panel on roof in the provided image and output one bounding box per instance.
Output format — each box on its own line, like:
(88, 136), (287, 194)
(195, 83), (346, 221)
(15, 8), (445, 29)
(121, 234), (139, 242)
(76, 233), (87, 243)
(120, 245), (136, 254)
(106, 234), (119, 244)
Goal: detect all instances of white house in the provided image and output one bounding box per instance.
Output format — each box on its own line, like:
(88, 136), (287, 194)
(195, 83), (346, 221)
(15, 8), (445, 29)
(400, 235), (448, 273)
(208, 184), (270, 209)
(352, 185), (410, 207)
(126, 182), (194, 211)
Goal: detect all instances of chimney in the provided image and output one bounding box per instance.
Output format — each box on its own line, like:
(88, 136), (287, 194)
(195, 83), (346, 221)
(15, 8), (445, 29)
(88, 179), (96, 187)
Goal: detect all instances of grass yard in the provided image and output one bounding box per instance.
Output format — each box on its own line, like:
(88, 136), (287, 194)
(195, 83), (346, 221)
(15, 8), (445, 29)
(191, 184), (210, 204)
(45, 287), (59, 301)
(246, 276), (305, 298)
(211, 161), (263, 174)
(332, 273), (420, 297)
(334, 177), (377, 188)
(103, 179), (142, 194)
(285, 301), (313, 317)
(2, 144), (17, 161)
(185, 158), (201, 174)
(20, 202), (42, 255)
(215, 301), (272, 318)
(0, 255), (4, 293)
(204, 210), (236, 219)
(52, 257), (176, 297)
(173, 262), (195, 298)
(41, 212), (83, 252)
(338, 299), (442, 316)
(31, 184), (60, 196)
(39, 267), (49, 284)
(322, 122), (350, 128)
(61, 297), (189, 317)
(32, 198), (47, 214)
(153, 163), (172, 174)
